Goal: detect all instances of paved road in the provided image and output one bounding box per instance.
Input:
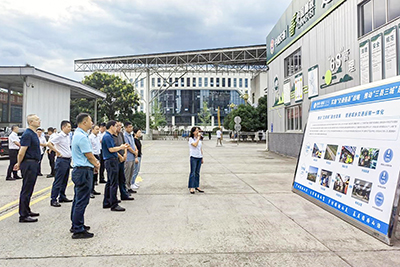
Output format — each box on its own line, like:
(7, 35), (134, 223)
(0, 139), (400, 266)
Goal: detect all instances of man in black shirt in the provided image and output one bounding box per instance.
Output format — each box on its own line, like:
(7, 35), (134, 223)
(14, 114), (42, 223)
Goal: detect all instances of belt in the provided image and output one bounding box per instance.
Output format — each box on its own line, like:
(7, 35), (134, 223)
(24, 159), (39, 162)
(105, 158), (118, 161)
(74, 166), (94, 170)
(58, 157), (71, 160)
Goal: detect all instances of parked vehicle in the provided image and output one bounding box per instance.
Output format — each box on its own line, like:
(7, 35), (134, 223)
(0, 127), (26, 157)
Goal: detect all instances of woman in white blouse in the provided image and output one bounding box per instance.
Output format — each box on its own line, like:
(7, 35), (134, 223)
(188, 127), (204, 194)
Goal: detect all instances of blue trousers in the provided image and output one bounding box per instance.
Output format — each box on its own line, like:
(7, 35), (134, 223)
(19, 160), (39, 218)
(103, 159), (119, 208)
(51, 158), (71, 202)
(188, 156), (202, 188)
(70, 167), (93, 233)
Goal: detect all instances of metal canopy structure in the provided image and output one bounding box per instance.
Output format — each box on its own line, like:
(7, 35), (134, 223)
(74, 44), (267, 74)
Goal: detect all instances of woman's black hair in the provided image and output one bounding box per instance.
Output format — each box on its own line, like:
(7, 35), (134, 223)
(189, 126), (198, 138)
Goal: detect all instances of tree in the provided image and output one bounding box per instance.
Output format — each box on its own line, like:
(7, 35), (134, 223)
(223, 104), (261, 131)
(198, 101), (211, 127)
(70, 72), (140, 126)
(151, 98), (167, 129)
(256, 95), (268, 131)
(131, 112), (146, 130)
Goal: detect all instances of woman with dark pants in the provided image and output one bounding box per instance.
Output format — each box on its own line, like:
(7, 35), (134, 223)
(188, 127), (204, 194)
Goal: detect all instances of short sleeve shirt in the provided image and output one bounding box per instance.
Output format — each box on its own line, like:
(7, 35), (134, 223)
(189, 137), (202, 158)
(71, 127), (93, 167)
(8, 131), (20, 150)
(102, 131), (118, 160)
(124, 131), (136, 162)
(89, 133), (101, 155)
(20, 128), (41, 161)
(49, 131), (72, 158)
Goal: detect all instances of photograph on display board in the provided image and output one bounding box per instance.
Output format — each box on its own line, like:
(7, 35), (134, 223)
(333, 173), (350, 195)
(339, 146), (356, 164)
(320, 169), (332, 188)
(324, 144), (338, 161)
(351, 178), (372, 203)
(307, 166), (318, 182)
(312, 143), (325, 159)
(358, 147), (379, 169)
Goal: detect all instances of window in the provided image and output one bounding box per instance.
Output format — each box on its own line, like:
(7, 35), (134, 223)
(135, 80), (139, 88)
(210, 78), (214, 87)
(193, 77), (196, 87)
(286, 105), (302, 131)
(163, 78), (167, 87)
(284, 48), (302, 78)
(140, 79), (144, 87)
(198, 77), (202, 87)
(359, 0), (400, 36)
(175, 78), (178, 87)
(239, 78), (243, 87)
(140, 90), (144, 98)
(245, 78), (248, 88)
(157, 78), (161, 87)
(389, 0), (400, 20)
(222, 78), (225, 87)
(169, 78), (173, 87)
(181, 78), (184, 87)
(233, 78), (237, 87)
(187, 77), (191, 87)
(152, 78), (155, 87)
(204, 77), (208, 87)
(228, 78), (231, 87)
(216, 78), (220, 87)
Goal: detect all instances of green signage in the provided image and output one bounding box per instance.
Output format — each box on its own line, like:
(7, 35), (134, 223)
(266, 0), (347, 64)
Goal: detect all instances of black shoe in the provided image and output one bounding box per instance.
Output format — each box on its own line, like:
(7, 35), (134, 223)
(70, 225), (90, 233)
(14, 176), (22, 180)
(103, 205), (111, 209)
(29, 212), (40, 217)
(6, 177), (16, 181)
(19, 216), (38, 223)
(190, 191), (195, 194)
(117, 200), (121, 203)
(50, 201), (61, 207)
(46, 174), (54, 178)
(121, 197), (134, 201)
(99, 179), (107, 184)
(111, 205), (126, 212)
(59, 198), (73, 203)
(128, 189), (137, 193)
(38, 173), (43, 176)
(92, 190), (101, 195)
(72, 230), (94, 239)
(195, 188), (205, 193)
(90, 193), (95, 199)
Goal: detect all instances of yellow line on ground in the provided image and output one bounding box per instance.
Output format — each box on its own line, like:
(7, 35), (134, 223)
(0, 181), (74, 217)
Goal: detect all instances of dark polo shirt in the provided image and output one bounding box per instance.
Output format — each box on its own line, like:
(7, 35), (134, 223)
(20, 128), (41, 161)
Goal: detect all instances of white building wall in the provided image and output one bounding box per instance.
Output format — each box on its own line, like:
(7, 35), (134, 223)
(23, 77), (70, 129)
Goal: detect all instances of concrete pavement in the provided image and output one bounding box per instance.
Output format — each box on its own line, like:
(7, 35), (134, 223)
(0, 139), (400, 266)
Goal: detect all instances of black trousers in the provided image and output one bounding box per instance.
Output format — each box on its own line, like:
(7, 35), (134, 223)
(103, 158), (119, 208)
(48, 151), (56, 175)
(7, 149), (19, 178)
(19, 160), (39, 218)
(99, 150), (105, 181)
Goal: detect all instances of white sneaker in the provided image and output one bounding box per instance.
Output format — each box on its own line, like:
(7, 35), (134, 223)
(131, 184), (139, 190)
(134, 183), (140, 188)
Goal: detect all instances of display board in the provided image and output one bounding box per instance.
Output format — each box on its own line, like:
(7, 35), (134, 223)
(284, 79), (291, 105)
(371, 34), (383, 82)
(360, 40), (371, 85)
(295, 73), (303, 102)
(308, 65), (319, 98)
(384, 26), (397, 79)
(292, 77), (400, 245)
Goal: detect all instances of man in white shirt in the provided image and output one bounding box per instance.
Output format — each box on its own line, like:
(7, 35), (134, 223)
(89, 124), (101, 197)
(36, 128), (47, 176)
(47, 120), (73, 207)
(216, 128), (223, 147)
(6, 125), (21, 180)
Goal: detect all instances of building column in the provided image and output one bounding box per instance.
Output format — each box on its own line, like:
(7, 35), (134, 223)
(172, 116), (175, 126)
(191, 116), (195, 126)
(94, 98), (98, 124)
(211, 116), (215, 127)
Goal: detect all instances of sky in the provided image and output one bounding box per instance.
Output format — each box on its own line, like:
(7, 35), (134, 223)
(0, 0), (292, 81)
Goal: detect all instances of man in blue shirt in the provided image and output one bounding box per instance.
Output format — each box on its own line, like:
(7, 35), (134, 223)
(123, 121), (138, 193)
(102, 120), (129, 211)
(14, 114), (42, 223)
(70, 113), (100, 239)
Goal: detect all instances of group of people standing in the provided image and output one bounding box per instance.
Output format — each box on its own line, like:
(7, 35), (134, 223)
(9, 113), (143, 239)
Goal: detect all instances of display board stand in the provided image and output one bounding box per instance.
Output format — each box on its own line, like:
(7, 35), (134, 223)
(292, 76), (400, 245)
